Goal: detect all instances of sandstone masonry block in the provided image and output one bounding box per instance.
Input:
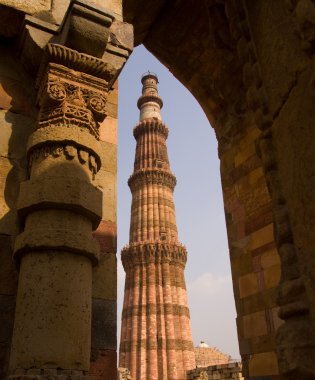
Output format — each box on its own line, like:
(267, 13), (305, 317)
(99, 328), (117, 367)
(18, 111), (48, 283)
(243, 311), (268, 339)
(92, 298), (116, 351)
(0, 0), (51, 14)
(99, 116), (117, 144)
(0, 234), (17, 295)
(264, 264), (281, 290)
(95, 170), (116, 222)
(248, 351), (279, 377)
(239, 272), (259, 299)
(249, 223), (274, 251)
(92, 251), (117, 300)
(99, 140), (117, 173)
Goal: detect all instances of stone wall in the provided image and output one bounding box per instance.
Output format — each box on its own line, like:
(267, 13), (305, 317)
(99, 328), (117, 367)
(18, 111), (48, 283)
(89, 73), (119, 380)
(117, 367), (132, 380)
(219, 114), (282, 378)
(195, 346), (231, 367)
(0, 43), (37, 378)
(187, 362), (243, 380)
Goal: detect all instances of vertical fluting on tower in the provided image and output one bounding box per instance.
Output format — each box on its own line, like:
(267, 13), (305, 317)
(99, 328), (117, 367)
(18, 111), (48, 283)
(120, 73), (196, 380)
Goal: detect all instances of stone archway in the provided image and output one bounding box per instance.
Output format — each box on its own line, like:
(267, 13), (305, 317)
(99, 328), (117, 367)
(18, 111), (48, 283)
(123, 1), (315, 379)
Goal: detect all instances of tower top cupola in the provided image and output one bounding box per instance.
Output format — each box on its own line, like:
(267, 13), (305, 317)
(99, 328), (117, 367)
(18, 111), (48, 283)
(137, 71), (163, 122)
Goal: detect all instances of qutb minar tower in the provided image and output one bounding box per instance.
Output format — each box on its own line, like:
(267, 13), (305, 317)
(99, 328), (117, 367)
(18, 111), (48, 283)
(119, 73), (196, 380)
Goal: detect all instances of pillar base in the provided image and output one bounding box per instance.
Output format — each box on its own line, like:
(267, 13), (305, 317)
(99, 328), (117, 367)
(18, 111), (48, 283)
(8, 368), (90, 379)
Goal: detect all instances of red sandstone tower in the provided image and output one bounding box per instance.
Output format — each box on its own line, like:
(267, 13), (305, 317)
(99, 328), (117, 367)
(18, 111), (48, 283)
(119, 73), (196, 380)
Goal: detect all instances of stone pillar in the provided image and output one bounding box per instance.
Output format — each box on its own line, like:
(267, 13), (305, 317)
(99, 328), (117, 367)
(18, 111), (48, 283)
(1, 2), (133, 377)
(5, 9), (133, 370)
(7, 43), (106, 378)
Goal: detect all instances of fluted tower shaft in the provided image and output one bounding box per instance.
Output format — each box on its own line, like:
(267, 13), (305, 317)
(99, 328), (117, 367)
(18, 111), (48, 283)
(120, 74), (196, 380)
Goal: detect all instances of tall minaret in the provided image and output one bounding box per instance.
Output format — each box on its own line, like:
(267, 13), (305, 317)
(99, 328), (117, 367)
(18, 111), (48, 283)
(119, 73), (196, 380)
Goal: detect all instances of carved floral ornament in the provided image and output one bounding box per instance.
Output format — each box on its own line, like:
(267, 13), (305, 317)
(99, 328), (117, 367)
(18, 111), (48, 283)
(40, 75), (107, 139)
(46, 79), (107, 121)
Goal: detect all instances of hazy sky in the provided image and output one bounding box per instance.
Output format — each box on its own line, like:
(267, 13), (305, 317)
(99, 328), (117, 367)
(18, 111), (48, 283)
(117, 45), (240, 359)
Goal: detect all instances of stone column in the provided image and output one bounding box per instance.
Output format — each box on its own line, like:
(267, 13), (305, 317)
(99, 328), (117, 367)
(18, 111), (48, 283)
(7, 42), (116, 379)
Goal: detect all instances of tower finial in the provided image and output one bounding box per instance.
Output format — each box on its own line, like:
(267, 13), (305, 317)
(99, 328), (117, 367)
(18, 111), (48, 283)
(137, 72), (163, 121)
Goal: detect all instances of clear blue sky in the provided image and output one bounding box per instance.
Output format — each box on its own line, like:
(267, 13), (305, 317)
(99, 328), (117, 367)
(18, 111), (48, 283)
(117, 45), (240, 359)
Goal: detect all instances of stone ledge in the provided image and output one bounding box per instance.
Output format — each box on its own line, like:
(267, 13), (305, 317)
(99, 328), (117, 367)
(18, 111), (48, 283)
(14, 229), (100, 266)
(27, 125), (102, 172)
(17, 177), (102, 229)
(8, 368), (89, 379)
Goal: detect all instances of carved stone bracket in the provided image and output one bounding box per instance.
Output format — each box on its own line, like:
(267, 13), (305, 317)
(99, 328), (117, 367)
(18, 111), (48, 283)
(128, 169), (177, 191)
(121, 241), (187, 269)
(18, 0), (133, 79)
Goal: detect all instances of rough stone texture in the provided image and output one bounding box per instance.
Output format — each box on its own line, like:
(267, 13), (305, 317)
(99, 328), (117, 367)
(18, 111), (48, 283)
(119, 74), (196, 380)
(118, 367), (132, 380)
(0, 294), (16, 379)
(91, 77), (119, 379)
(0, 5), (24, 39)
(10, 252), (93, 370)
(187, 362), (244, 380)
(195, 342), (231, 368)
(0, 0), (51, 15)
(90, 349), (117, 380)
(0, 45), (36, 378)
(92, 299), (117, 351)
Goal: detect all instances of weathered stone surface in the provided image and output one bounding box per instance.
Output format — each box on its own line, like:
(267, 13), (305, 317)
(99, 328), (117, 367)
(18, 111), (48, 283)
(95, 170), (116, 222)
(90, 349), (117, 380)
(92, 299), (116, 351)
(248, 351), (279, 377)
(187, 362), (244, 380)
(17, 176), (103, 228)
(0, 5), (24, 38)
(99, 141), (117, 173)
(194, 343), (231, 367)
(0, 0), (51, 15)
(9, 252), (92, 371)
(0, 234), (17, 296)
(0, 295), (15, 378)
(243, 311), (268, 339)
(92, 251), (117, 300)
(0, 111), (34, 160)
(99, 115), (117, 144)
